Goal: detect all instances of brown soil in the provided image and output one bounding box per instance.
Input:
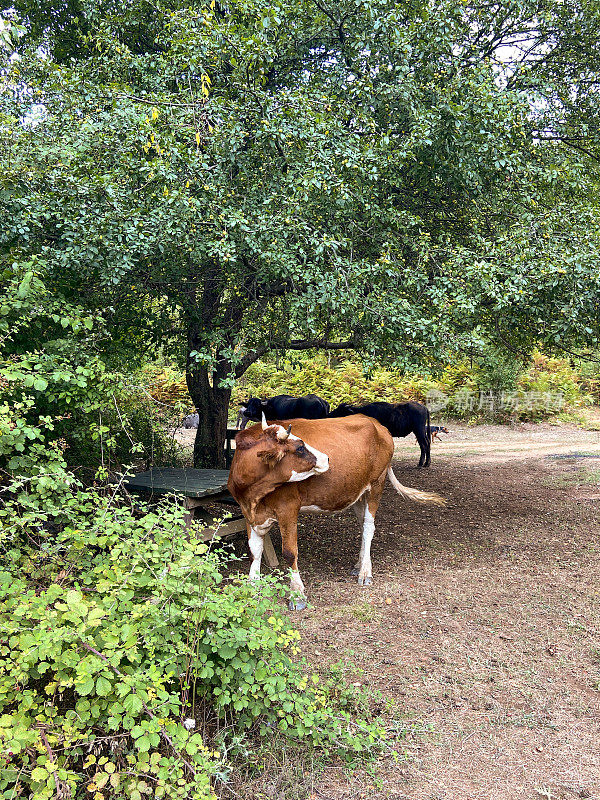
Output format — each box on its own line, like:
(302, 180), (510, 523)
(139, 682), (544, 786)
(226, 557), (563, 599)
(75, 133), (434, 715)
(236, 422), (600, 800)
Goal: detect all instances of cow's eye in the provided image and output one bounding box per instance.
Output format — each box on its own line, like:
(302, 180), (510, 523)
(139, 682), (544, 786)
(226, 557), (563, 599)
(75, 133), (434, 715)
(296, 444), (305, 455)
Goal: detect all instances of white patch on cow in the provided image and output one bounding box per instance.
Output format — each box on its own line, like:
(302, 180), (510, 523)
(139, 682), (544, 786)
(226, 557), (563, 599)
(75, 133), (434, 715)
(304, 442), (329, 474)
(300, 504), (326, 513)
(354, 484), (371, 504)
(351, 499), (366, 572)
(357, 507), (375, 585)
(290, 570), (306, 596)
(286, 441), (329, 484)
(264, 425), (329, 482)
(248, 519), (275, 580)
(288, 469), (313, 483)
(248, 528), (264, 580)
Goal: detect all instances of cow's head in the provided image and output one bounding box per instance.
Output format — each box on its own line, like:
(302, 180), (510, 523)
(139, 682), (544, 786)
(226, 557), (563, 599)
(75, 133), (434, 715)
(235, 415), (329, 488)
(257, 415), (329, 480)
(328, 402), (355, 418)
(239, 396), (265, 423)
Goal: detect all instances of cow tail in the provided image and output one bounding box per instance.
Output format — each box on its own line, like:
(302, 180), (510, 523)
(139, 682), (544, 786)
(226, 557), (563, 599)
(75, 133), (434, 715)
(427, 407), (431, 448)
(387, 467), (446, 506)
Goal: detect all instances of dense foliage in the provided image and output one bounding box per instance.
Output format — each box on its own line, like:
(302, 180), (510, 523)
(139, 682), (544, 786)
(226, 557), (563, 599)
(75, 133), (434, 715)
(142, 349), (597, 423)
(0, 264), (384, 800)
(0, 493), (385, 800)
(2, 0), (600, 464)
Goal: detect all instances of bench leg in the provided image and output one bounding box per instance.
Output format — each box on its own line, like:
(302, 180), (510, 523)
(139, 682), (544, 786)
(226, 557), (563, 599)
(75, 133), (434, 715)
(262, 533), (279, 568)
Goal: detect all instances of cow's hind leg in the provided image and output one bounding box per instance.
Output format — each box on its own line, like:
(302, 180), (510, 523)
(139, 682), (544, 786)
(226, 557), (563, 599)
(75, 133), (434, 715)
(356, 503), (376, 586)
(350, 498), (367, 577)
(277, 507), (306, 610)
(352, 473), (387, 586)
(415, 429), (430, 468)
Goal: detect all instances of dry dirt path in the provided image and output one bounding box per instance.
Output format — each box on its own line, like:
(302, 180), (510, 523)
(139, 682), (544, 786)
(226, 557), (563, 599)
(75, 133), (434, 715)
(235, 422), (600, 800)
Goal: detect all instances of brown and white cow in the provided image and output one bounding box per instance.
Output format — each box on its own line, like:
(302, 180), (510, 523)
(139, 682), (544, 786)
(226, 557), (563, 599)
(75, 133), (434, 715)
(228, 414), (445, 609)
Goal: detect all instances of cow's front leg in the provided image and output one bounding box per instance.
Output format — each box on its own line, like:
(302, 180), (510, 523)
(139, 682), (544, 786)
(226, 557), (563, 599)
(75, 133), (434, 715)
(247, 520), (274, 580)
(278, 510), (306, 610)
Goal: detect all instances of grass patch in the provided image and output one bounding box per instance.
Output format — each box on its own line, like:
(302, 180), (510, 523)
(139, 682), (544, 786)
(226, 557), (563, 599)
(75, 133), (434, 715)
(339, 601), (383, 622)
(546, 467), (600, 488)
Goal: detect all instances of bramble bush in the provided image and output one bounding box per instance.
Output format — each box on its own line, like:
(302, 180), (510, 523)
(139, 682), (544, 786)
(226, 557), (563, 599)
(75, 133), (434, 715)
(517, 350), (592, 410)
(0, 494), (386, 799)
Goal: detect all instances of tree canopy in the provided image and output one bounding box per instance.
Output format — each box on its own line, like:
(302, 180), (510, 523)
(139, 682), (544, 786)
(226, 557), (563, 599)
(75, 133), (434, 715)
(2, 0), (600, 464)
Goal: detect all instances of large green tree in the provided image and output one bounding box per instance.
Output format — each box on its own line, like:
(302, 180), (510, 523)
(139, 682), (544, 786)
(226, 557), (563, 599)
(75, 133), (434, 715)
(2, 0), (600, 466)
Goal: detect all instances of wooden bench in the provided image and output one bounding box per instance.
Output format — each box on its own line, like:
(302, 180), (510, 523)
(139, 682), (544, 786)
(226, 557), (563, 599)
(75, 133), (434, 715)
(124, 467), (279, 567)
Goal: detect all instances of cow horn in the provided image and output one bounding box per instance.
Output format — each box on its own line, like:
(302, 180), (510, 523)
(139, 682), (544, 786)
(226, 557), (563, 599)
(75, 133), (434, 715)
(261, 412), (269, 431)
(276, 424), (291, 442)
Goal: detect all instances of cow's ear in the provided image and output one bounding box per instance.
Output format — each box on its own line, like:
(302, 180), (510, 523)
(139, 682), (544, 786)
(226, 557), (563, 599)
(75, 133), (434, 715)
(261, 399), (268, 407)
(257, 449), (284, 467)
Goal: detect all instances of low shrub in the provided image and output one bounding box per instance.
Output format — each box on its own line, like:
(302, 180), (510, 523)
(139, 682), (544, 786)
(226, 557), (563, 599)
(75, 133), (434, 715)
(0, 490), (386, 800)
(132, 348), (599, 427)
(516, 349), (593, 419)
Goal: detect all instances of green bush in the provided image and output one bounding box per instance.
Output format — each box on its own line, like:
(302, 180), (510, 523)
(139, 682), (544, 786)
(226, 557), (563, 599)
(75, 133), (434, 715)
(0, 493), (386, 800)
(232, 348), (596, 423)
(232, 354), (438, 410)
(516, 349), (593, 419)
(132, 346), (599, 427)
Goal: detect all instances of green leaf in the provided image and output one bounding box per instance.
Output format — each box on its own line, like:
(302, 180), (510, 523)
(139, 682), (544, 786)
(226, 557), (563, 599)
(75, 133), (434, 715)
(135, 735), (151, 752)
(78, 677), (95, 696)
(96, 676), (112, 696)
(31, 766), (48, 782)
(123, 693), (143, 715)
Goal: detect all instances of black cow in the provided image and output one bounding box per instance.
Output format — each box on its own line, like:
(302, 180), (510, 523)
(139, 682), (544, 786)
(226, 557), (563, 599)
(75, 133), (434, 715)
(238, 394), (330, 429)
(328, 401), (432, 468)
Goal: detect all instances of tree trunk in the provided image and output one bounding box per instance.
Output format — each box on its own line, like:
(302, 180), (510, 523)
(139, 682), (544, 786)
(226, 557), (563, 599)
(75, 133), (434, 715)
(186, 362), (231, 469)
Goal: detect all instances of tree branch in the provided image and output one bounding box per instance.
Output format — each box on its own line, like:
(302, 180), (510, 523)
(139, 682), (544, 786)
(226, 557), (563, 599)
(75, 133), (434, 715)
(234, 337), (360, 378)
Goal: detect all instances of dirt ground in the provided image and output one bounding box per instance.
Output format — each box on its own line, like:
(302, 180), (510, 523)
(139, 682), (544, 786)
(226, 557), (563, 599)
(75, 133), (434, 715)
(229, 421), (600, 800)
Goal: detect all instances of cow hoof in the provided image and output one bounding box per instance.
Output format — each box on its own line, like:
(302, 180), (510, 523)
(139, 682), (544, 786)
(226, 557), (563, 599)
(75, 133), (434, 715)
(289, 599), (307, 611)
(350, 567), (359, 576)
(357, 576), (373, 586)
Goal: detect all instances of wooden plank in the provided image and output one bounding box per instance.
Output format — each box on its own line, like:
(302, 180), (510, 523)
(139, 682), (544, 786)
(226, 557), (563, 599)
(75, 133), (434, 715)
(262, 533), (279, 568)
(200, 517), (248, 541)
(125, 468), (230, 498)
(225, 428), (239, 468)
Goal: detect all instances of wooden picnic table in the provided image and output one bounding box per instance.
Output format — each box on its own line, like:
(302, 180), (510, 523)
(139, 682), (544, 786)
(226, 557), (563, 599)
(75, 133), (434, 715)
(124, 467), (279, 567)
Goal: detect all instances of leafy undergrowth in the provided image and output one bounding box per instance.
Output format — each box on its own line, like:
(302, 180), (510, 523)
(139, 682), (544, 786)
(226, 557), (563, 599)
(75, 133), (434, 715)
(0, 492), (387, 800)
(142, 349), (599, 424)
